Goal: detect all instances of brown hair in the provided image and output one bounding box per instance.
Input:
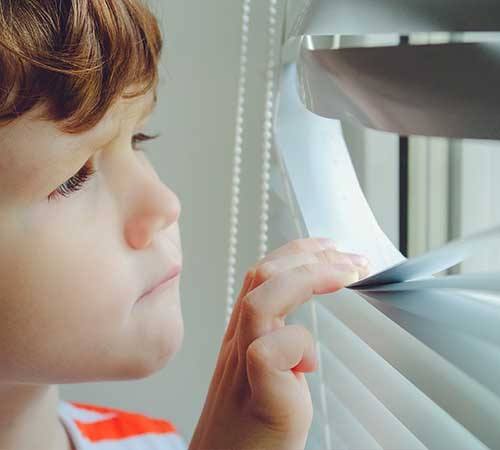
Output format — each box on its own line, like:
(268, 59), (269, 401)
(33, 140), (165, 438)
(0, 0), (163, 133)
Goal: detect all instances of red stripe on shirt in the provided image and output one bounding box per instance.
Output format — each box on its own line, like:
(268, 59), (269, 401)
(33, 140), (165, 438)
(70, 402), (177, 442)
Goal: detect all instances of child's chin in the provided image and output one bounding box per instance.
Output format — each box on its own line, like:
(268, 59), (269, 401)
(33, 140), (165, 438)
(124, 323), (184, 380)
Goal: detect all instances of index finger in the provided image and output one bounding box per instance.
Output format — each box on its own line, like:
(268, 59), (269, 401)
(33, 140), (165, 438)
(237, 262), (359, 354)
(224, 238), (337, 341)
(255, 237), (337, 267)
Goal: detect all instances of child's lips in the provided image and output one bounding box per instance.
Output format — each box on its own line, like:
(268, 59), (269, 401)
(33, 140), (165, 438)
(138, 264), (182, 301)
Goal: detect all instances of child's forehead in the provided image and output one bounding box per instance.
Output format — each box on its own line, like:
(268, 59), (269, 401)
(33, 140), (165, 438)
(1, 90), (155, 153)
(0, 91), (156, 194)
(59, 90), (157, 146)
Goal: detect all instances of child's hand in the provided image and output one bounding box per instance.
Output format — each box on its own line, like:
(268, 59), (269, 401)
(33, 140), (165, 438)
(189, 238), (369, 450)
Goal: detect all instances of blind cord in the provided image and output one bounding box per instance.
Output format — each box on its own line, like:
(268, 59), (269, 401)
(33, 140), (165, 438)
(225, 0), (252, 326)
(225, 0), (279, 325)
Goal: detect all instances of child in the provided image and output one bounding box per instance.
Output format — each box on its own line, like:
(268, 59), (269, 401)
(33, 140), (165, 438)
(0, 1), (369, 449)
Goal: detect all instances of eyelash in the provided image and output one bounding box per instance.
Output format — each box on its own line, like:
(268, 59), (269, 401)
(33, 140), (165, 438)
(47, 133), (159, 202)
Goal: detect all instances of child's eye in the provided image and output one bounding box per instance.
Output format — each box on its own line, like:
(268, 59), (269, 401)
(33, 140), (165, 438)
(47, 162), (96, 202)
(132, 132), (159, 152)
(47, 133), (160, 202)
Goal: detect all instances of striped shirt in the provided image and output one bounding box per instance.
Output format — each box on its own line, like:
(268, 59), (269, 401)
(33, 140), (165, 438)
(58, 401), (187, 450)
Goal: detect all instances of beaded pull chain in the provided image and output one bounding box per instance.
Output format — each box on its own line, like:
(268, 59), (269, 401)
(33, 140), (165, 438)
(225, 0), (252, 327)
(225, 0), (280, 327)
(259, 0), (279, 261)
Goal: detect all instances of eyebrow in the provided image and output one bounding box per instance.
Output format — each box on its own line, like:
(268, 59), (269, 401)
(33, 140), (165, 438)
(60, 91), (159, 154)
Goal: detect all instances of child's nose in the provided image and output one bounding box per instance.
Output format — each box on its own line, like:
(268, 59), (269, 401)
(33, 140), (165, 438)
(123, 174), (181, 250)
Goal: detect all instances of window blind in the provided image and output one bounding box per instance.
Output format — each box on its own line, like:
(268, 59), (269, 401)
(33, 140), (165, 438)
(264, 2), (500, 448)
(286, 0), (500, 141)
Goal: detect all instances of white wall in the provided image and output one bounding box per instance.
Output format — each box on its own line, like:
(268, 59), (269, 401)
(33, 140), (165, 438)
(60, 0), (272, 441)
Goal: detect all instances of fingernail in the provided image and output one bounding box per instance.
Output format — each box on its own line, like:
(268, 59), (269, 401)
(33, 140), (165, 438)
(318, 238), (336, 249)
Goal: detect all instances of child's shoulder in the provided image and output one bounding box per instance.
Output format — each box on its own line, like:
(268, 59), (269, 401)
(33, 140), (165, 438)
(58, 400), (187, 450)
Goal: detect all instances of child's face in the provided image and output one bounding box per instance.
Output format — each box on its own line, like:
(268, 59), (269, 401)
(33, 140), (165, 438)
(0, 90), (184, 384)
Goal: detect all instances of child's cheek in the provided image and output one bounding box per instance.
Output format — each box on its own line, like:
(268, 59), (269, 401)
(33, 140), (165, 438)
(0, 207), (134, 382)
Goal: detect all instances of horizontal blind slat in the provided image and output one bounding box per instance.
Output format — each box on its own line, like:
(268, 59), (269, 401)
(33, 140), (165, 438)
(319, 342), (428, 450)
(288, 0), (500, 37)
(363, 291), (500, 398)
(307, 369), (384, 450)
(316, 296), (493, 449)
